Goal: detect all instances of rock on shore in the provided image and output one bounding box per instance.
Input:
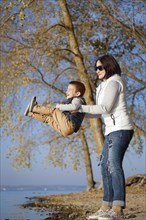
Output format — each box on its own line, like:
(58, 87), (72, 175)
(23, 184), (146, 220)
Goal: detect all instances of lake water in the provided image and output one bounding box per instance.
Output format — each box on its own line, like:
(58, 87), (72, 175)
(0, 185), (85, 220)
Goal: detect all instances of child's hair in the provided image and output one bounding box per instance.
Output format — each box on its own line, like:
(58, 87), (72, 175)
(69, 81), (86, 96)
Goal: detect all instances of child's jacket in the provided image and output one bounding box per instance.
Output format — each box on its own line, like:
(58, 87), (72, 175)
(59, 97), (86, 132)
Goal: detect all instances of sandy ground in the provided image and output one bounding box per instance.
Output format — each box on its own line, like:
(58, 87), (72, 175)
(24, 186), (146, 220)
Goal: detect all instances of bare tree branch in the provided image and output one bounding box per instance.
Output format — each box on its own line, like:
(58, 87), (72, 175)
(0, 34), (31, 48)
(97, 0), (146, 51)
(0, 0), (36, 28)
(23, 61), (66, 96)
(124, 69), (146, 87)
(131, 53), (146, 63)
(52, 67), (77, 85)
(134, 123), (146, 137)
(41, 23), (67, 35)
(131, 87), (145, 113)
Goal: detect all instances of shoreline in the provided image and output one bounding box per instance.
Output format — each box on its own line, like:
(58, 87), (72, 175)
(23, 186), (146, 220)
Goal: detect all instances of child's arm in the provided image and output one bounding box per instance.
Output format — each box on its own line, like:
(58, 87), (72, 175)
(56, 97), (82, 111)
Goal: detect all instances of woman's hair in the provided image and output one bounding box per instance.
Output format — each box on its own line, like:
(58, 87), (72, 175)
(69, 81), (86, 96)
(95, 54), (121, 78)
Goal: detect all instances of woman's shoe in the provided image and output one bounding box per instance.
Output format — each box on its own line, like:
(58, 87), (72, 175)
(97, 209), (124, 220)
(98, 214), (113, 220)
(87, 209), (109, 219)
(109, 209), (124, 219)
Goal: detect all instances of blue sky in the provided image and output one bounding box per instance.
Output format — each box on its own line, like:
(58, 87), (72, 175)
(1, 141), (145, 186)
(0, 0), (145, 188)
(1, 86), (145, 187)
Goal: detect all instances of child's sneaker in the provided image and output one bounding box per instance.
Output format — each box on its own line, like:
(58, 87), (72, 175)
(87, 209), (109, 219)
(24, 96), (36, 116)
(29, 96), (37, 112)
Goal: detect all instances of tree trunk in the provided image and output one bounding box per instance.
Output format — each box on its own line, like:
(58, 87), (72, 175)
(79, 128), (95, 191)
(126, 174), (146, 186)
(59, 0), (104, 188)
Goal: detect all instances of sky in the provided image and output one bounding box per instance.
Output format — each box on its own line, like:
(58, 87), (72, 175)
(1, 90), (145, 187)
(1, 86), (145, 187)
(1, 139), (145, 187)
(0, 0), (145, 188)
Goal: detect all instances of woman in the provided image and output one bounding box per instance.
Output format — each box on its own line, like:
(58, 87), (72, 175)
(79, 55), (134, 220)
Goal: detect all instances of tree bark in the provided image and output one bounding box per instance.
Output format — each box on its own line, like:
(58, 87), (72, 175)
(79, 128), (95, 191)
(59, 0), (104, 189)
(126, 174), (146, 186)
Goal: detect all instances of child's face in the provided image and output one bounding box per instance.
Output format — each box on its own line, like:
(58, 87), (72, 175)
(66, 84), (80, 99)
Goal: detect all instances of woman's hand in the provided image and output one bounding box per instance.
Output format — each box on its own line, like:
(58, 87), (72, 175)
(56, 104), (60, 109)
(70, 109), (79, 113)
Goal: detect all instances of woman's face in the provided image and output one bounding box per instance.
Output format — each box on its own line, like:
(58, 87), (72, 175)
(95, 60), (106, 80)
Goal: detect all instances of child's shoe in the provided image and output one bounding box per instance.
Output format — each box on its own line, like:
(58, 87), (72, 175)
(24, 96), (37, 116)
(29, 96), (37, 112)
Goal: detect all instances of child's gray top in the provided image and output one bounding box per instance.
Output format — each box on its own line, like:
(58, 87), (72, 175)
(57, 97), (83, 111)
(57, 97), (86, 133)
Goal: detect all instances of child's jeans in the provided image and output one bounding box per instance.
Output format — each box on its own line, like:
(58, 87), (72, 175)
(28, 105), (75, 137)
(100, 130), (134, 208)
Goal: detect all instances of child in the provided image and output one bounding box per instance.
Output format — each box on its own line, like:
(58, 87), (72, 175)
(24, 81), (86, 137)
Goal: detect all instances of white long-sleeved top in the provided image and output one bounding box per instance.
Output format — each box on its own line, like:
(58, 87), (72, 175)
(80, 74), (133, 135)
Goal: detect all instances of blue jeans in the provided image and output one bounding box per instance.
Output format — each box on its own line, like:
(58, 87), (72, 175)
(100, 130), (134, 208)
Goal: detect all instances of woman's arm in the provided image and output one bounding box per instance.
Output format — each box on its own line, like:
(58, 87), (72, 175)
(80, 81), (121, 114)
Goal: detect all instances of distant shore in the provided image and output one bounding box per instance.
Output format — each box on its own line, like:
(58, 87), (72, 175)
(23, 186), (146, 220)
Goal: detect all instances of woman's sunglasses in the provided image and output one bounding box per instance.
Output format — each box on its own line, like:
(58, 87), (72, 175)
(95, 65), (104, 71)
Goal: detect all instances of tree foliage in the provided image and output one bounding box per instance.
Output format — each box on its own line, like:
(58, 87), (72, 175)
(1, 0), (146, 175)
